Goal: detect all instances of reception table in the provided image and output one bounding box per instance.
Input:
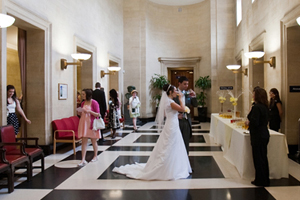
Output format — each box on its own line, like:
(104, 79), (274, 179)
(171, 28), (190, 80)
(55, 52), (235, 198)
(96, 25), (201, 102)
(210, 113), (289, 180)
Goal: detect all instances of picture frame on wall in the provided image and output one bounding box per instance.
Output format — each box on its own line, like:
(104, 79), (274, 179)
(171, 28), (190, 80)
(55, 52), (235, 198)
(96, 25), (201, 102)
(58, 83), (68, 100)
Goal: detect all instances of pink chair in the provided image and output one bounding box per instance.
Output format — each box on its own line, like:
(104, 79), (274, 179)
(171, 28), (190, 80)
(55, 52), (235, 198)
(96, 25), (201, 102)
(52, 116), (81, 155)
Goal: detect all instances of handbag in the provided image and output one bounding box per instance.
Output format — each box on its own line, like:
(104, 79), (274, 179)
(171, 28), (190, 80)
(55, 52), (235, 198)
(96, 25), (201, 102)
(93, 117), (105, 130)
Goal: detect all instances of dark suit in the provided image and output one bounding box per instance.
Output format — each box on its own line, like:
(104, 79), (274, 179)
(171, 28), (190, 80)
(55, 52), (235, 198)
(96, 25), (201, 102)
(174, 93), (198, 155)
(92, 89), (107, 118)
(247, 103), (270, 186)
(92, 89), (107, 141)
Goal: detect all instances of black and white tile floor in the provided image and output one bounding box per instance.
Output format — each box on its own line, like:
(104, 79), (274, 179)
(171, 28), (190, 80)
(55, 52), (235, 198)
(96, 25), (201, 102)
(1, 122), (300, 200)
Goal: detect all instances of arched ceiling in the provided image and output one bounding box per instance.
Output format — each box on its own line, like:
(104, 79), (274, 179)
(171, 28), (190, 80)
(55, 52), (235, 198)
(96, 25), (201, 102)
(148, 0), (205, 6)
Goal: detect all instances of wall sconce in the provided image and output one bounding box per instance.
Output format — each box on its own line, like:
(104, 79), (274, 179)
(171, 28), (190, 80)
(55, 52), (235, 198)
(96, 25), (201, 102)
(101, 66), (121, 78)
(297, 16), (300, 26)
(226, 65), (248, 76)
(61, 53), (91, 70)
(0, 13), (15, 28)
(244, 51), (275, 68)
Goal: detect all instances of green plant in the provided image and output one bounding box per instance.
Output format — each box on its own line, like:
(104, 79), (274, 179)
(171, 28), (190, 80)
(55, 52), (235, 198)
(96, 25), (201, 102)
(150, 74), (169, 106)
(195, 75), (211, 107)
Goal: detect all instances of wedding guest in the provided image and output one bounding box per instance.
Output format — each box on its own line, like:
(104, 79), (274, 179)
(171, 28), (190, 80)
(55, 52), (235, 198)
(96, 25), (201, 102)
(246, 87), (270, 186)
(92, 82), (107, 143)
(117, 91), (122, 120)
(129, 90), (141, 130)
(269, 88), (282, 132)
(77, 89), (101, 166)
(7, 85), (31, 135)
(108, 89), (120, 139)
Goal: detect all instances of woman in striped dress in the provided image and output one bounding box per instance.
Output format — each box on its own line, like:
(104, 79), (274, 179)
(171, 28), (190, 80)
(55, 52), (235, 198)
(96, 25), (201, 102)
(7, 85), (31, 135)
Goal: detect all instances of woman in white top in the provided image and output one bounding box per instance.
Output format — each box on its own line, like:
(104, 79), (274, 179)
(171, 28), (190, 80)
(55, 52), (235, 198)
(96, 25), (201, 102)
(129, 90), (141, 130)
(7, 85), (31, 135)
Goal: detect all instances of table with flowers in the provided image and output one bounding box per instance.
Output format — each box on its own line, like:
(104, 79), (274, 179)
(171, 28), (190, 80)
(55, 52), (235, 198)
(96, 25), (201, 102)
(209, 113), (289, 180)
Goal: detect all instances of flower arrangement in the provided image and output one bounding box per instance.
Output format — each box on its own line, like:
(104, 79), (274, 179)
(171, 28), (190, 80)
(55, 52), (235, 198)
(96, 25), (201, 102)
(227, 90), (243, 118)
(219, 96), (226, 103)
(185, 106), (190, 114)
(216, 90), (227, 113)
(230, 97), (238, 106)
(227, 90), (243, 106)
(216, 90), (227, 103)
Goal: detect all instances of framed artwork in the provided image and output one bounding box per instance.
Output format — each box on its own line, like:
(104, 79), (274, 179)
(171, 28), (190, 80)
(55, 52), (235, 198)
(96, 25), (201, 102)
(58, 83), (68, 100)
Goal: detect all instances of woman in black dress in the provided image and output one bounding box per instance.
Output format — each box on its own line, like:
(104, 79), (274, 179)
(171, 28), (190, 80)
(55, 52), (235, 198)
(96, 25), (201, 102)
(269, 88), (282, 132)
(245, 87), (270, 186)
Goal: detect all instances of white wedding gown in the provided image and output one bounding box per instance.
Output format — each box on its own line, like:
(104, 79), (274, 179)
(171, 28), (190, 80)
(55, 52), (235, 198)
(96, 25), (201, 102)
(112, 98), (192, 180)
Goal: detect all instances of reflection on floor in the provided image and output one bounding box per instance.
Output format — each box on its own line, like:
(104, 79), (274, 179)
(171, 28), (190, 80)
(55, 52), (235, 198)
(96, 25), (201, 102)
(1, 122), (300, 200)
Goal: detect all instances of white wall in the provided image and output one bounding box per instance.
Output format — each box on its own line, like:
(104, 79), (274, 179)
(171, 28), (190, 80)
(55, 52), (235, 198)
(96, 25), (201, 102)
(0, 0), (123, 144)
(235, 0), (300, 144)
(8, 0), (124, 120)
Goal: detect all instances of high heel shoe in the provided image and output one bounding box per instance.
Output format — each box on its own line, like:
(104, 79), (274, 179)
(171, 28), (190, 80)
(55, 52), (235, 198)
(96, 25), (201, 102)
(78, 160), (88, 167)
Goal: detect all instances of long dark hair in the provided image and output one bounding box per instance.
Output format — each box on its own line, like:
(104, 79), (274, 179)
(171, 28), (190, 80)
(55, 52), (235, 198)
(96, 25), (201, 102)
(7, 85), (17, 104)
(109, 89), (119, 108)
(163, 84), (175, 95)
(83, 88), (93, 101)
(254, 88), (268, 107)
(269, 88), (281, 107)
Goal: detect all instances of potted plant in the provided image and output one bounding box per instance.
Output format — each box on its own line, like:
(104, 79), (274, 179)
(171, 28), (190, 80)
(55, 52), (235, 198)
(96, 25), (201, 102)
(150, 73), (169, 108)
(195, 75), (211, 122)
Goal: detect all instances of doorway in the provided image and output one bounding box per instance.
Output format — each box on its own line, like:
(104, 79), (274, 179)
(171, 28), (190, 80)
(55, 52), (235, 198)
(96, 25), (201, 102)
(6, 20), (46, 140)
(76, 47), (93, 110)
(285, 25), (300, 144)
(108, 60), (119, 92)
(169, 68), (194, 118)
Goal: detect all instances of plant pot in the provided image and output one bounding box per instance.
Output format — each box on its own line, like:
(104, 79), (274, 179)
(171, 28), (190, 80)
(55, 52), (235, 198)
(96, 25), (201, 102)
(198, 107), (207, 122)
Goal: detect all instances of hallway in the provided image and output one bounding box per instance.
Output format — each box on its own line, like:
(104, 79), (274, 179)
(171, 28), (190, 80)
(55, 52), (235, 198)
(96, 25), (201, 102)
(0, 122), (300, 200)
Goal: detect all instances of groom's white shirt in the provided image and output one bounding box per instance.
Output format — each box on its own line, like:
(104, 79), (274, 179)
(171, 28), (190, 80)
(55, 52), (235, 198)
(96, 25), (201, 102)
(179, 89), (185, 105)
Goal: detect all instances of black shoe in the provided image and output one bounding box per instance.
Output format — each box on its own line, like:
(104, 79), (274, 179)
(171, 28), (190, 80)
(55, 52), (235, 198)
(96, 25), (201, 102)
(251, 181), (269, 187)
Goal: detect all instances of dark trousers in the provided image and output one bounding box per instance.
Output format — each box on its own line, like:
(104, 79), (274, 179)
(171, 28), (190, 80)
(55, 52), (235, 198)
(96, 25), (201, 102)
(179, 118), (191, 155)
(251, 138), (270, 186)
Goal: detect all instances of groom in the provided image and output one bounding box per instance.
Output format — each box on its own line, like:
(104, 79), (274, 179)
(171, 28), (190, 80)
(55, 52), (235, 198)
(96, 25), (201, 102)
(174, 76), (198, 155)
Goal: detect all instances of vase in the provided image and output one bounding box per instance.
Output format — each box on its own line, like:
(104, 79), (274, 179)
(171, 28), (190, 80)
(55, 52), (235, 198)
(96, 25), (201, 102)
(220, 103), (223, 113)
(233, 105), (237, 119)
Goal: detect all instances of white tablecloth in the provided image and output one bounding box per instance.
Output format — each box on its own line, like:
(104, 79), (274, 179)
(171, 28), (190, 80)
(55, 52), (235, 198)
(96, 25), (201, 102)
(210, 113), (289, 180)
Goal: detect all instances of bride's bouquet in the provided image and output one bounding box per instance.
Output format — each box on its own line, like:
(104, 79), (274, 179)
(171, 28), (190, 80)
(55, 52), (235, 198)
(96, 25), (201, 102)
(184, 106), (190, 114)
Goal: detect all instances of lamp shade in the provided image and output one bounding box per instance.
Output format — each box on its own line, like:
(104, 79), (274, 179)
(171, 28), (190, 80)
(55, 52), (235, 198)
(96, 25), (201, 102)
(108, 66), (121, 71)
(244, 51), (265, 59)
(297, 17), (300, 26)
(0, 14), (15, 28)
(71, 53), (91, 60)
(226, 65), (241, 70)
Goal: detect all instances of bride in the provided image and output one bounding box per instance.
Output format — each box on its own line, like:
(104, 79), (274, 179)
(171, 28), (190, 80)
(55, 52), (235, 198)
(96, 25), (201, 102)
(112, 84), (192, 180)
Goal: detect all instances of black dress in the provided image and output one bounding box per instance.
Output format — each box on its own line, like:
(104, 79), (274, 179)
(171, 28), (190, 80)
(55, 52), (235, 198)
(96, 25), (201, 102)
(269, 99), (282, 132)
(108, 101), (120, 130)
(247, 103), (270, 186)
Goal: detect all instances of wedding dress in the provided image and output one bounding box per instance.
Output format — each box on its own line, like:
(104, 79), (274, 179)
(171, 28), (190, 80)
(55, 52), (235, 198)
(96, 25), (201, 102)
(112, 96), (192, 180)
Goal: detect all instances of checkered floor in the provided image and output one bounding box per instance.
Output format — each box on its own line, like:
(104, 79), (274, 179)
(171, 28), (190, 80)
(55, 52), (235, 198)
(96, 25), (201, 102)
(1, 122), (300, 200)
